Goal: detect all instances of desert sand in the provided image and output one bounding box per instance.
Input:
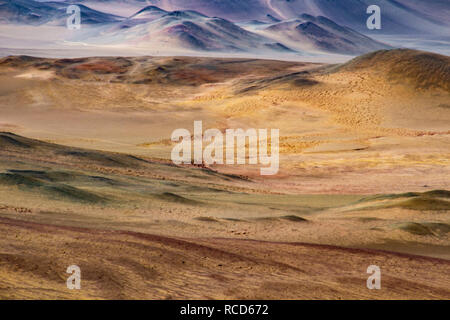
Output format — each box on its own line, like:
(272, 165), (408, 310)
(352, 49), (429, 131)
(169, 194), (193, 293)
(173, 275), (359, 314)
(0, 49), (449, 299)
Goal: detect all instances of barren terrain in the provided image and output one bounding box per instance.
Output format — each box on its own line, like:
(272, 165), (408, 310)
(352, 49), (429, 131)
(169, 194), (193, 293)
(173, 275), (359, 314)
(0, 49), (449, 299)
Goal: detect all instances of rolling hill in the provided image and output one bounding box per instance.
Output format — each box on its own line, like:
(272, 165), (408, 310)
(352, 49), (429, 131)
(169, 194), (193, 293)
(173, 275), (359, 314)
(334, 49), (450, 91)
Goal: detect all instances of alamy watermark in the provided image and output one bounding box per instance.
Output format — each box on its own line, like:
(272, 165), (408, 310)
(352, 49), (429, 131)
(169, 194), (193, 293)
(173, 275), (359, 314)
(66, 265), (81, 290)
(367, 5), (381, 30)
(366, 265), (381, 289)
(66, 5), (81, 30)
(171, 121), (279, 175)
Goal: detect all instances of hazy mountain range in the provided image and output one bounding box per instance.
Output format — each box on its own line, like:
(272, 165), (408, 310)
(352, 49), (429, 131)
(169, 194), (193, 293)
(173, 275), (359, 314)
(55, 0), (450, 35)
(1, 0), (449, 56)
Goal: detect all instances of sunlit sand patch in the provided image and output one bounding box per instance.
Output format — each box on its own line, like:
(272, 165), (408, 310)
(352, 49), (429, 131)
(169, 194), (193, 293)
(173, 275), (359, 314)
(15, 70), (55, 80)
(303, 142), (369, 153)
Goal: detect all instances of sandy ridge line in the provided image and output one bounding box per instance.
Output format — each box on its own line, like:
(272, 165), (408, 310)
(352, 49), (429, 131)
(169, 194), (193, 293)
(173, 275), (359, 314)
(201, 237), (450, 264)
(1, 216), (449, 265)
(0, 149), (285, 195)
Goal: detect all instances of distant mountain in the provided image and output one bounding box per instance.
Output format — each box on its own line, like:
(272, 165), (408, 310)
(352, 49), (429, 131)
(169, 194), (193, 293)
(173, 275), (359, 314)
(262, 14), (391, 55)
(0, 1), (391, 56)
(48, 0), (154, 16)
(83, 6), (293, 54)
(29, 0), (450, 36)
(0, 0), (121, 25)
(128, 5), (167, 21)
(139, 0), (449, 35)
(0, 0), (56, 25)
(75, 5), (390, 55)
